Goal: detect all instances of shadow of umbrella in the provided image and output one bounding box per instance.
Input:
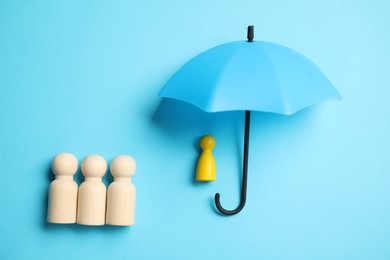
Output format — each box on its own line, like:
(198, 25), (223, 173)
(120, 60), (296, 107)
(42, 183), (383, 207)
(152, 98), (241, 139)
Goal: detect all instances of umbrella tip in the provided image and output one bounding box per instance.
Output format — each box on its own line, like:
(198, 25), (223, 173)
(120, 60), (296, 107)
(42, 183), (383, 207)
(247, 25), (254, 42)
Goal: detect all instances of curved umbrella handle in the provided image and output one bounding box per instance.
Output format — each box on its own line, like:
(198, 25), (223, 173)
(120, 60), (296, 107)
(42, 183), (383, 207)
(214, 110), (251, 215)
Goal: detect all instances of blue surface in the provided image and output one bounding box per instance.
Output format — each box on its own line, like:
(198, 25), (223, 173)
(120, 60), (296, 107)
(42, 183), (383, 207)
(1, 1), (390, 259)
(159, 40), (341, 114)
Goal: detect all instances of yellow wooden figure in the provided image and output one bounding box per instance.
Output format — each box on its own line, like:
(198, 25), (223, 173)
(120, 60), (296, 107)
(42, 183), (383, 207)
(196, 135), (216, 181)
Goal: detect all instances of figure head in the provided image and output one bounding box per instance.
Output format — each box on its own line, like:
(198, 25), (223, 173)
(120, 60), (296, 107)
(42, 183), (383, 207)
(81, 154), (107, 178)
(52, 153), (78, 176)
(110, 155), (136, 178)
(200, 135), (216, 150)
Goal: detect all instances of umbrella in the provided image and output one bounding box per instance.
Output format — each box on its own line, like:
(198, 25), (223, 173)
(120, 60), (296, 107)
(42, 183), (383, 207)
(159, 26), (341, 215)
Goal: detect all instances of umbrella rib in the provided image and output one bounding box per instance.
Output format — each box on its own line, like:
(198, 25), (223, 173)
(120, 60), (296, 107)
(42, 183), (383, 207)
(215, 110), (250, 215)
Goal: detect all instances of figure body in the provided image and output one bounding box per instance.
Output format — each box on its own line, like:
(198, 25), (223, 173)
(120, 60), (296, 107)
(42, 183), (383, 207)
(77, 155), (107, 226)
(47, 153), (78, 224)
(106, 155), (136, 226)
(196, 135), (216, 181)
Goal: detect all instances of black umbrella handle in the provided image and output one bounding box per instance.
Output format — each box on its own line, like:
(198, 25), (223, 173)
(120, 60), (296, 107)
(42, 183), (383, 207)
(214, 110), (251, 215)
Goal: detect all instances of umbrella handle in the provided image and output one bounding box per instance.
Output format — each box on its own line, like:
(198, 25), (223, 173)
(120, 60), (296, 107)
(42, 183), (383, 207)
(214, 110), (250, 215)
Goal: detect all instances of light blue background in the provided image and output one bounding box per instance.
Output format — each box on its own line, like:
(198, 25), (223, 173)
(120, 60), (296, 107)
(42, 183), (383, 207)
(1, 1), (389, 259)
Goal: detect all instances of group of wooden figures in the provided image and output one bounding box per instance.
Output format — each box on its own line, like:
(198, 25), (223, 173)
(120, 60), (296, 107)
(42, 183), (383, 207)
(47, 153), (136, 226)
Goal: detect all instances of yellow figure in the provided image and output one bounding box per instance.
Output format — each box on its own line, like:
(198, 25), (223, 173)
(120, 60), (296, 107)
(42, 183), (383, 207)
(196, 135), (216, 181)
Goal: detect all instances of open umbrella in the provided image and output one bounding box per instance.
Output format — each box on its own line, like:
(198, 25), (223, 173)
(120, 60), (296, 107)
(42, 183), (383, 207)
(159, 26), (341, 215)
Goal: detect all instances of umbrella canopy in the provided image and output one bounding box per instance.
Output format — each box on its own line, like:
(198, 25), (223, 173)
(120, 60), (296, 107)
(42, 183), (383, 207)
(159, 26), (341, 216)
(159, 40), (341, 114)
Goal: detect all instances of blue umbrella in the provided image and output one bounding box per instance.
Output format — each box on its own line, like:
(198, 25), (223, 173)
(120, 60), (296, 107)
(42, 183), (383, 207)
(159, 26), (341, 215)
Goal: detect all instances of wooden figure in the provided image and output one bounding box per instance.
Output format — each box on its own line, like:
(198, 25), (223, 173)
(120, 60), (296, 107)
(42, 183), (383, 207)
(196, 135), (216, 181)
(47, 153), (78, 224)
(106, 155), (136, 226)
(77, 154), (107, 226)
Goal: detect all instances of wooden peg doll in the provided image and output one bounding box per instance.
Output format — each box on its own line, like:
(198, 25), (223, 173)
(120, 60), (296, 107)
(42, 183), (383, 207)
(196, 135), (216, 181)
(106, 155), (136, 226)
(77, 155), (107, 226)
(47, 153), (78, 224)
